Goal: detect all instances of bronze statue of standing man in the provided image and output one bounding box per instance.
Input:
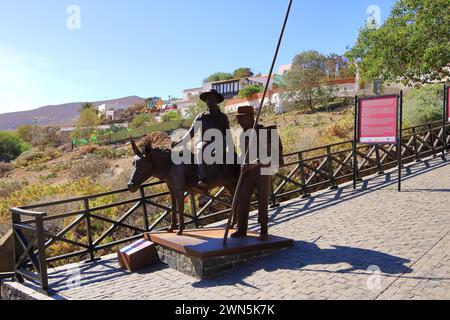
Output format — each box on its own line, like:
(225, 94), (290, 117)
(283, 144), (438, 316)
(231, 106), (283, 241)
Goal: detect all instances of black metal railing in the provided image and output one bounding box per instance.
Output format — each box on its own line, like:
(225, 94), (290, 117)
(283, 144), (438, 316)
(9, 120), (450, 292)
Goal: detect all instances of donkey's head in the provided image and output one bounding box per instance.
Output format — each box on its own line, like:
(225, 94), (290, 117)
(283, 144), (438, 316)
(127, 137), (154, 193)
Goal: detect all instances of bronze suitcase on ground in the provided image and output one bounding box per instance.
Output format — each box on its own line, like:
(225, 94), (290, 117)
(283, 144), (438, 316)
(117, 239), (157, 272)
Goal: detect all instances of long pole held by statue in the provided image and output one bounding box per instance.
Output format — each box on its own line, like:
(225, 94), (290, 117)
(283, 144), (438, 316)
(223, 0), (293, 244)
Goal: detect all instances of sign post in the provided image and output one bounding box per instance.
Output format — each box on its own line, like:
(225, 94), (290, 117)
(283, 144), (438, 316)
(353, 96), (358, 190)
(353, 93), (402, 191)
(443, 84), (449, 160)
(397, 91), (403, 192)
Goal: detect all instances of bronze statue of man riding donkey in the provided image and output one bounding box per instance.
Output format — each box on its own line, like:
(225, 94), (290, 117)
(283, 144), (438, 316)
(127, 89), (283, 241)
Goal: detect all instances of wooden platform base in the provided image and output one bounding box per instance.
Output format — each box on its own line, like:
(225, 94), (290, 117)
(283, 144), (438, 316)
(144, 228), (293, 279)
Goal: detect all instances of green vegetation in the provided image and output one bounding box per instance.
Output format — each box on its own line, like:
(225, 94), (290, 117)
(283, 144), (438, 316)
(0, 178), (112, 240)
(97, 119), (193, 145)
(0, 131), (31, 161)
(130, 113), (155, 129)
(204, 72), (233, 83)
(161, 110), (182, 122)
(14, 148), (62, 169)
(238, 85), (263, 99)
(16, 124), (33, 144)
(347, 0), (450, 85)
(282, 51), (351, 113)
(185, 100), (207, 120)
(403, 84), (445, 127)
(233, 67), (254, 79)
(71, 108), (100, 140)
(204, 67), (254, 83)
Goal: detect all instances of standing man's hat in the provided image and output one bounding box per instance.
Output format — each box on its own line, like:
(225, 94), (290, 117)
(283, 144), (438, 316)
(236, 106), (255, 117)
(200, 89), (224, 103)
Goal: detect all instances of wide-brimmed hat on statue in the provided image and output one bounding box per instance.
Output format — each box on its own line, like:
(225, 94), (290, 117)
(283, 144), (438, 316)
(200, 89), (224, 103)
(236, 106), (255, 117)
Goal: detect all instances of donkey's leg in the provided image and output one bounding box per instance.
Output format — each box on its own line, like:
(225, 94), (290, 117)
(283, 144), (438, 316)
(176, 192), (185, 236)
(168, 191), (177, 233)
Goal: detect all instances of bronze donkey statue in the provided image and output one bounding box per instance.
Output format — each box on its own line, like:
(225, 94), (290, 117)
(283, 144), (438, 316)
(127, 137), (240, 235)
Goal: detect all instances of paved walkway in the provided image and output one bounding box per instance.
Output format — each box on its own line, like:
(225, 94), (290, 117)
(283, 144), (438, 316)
(38, 157), (450, 299)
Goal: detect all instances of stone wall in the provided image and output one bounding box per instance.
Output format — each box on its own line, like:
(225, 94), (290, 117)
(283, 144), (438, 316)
(1, 280), (53, 300)
(156, 244), (287, 279)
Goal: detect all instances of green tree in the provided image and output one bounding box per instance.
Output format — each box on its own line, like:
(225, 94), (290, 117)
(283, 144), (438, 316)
(71, 108), (100, 140)
(238, 85), (263, 99)
(130, 113), (155, 129)
(325, 53), (354, 79)
(233, 67), (254, 79)
(185, 100), (207, 120)
(404, 83), (445, 127)
(204, 72), (233, 83)
(161, 110), (182, 122)
(0, 131), (30, 161)
(80, 102), (97, 112)
(16, 124), (33, 144)
(347, 0), (450, 85)
(282, 50), (338, 112)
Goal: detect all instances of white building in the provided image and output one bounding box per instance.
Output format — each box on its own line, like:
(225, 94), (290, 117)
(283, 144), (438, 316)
(224, 89), (284, 115)
(97, 103), (131, 121)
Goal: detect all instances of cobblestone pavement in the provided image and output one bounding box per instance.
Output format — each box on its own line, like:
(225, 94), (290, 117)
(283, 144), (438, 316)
(45, 157), (450, 300)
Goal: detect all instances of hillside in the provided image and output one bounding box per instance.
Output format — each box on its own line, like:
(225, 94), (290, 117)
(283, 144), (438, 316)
(0, 96), (145, 130)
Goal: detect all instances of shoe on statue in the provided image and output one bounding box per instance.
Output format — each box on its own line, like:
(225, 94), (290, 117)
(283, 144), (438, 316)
(230, 231), (247, 238)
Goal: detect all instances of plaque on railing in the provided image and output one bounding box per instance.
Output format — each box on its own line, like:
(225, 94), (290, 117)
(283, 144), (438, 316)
(353, 93), (403, 192)
(357, 95), (399, 144)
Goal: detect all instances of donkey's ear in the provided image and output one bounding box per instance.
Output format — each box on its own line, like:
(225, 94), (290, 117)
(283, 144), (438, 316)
(130, 137), (143, 157)
(143, 139), (152, 156)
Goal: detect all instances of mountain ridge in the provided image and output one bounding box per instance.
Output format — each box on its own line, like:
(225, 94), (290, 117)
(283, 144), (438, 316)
(0, 96), (145, 130)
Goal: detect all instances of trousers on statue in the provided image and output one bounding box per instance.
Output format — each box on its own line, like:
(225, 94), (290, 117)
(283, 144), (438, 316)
(234, 168), (271, 234)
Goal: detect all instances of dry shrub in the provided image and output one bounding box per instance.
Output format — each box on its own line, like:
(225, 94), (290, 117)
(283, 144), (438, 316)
(70, 145), (98, 160)
(0, 178), (27, 198)
(279, 126), (319, 154)
(94, 147), (130, 159)
(14, 147), (62, 168)
(69, 154), (113, 180)
(0, 162), (13, 178)
(141, 131), (172, 150)
(320, 110), (354, 146)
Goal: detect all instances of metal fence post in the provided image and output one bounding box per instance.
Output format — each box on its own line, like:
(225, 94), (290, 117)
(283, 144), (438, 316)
(412, 127), (421, 162)
(375, 145), (384, 175)
(10, 212), (24, 284)
(443, 84), (447, 160)
(353, 96), (359, 189)
(35, 215), (48, 292)
(269, 179), (280, 208)
(298, 152), (311, 198)
(190, 193), (199, 228)
(140, 186), (150, 231)
(84, 199), (95, 262)
(429, 124), (436, 157)
(327, 146), (338, 190)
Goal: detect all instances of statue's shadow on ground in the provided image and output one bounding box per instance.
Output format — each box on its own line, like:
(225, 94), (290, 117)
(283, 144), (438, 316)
(191, 240), (412, 289)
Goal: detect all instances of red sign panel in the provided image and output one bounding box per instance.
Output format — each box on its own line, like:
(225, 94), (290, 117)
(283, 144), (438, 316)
(447, 87), (450, 123)
(358, 95), (398, 144)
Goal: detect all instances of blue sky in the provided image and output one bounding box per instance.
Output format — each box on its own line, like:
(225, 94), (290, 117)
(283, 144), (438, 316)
(0, 0), (396, 113)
